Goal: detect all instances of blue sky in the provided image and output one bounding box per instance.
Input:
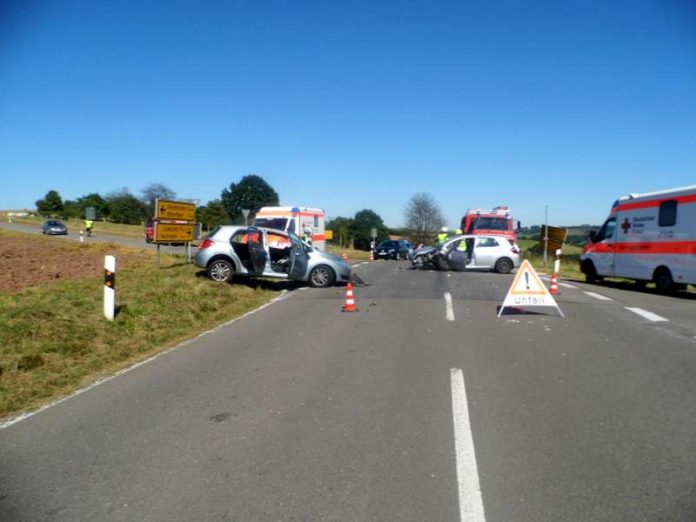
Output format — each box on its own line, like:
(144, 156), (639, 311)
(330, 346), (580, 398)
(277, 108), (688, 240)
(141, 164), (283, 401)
(1, 0), (695, 228)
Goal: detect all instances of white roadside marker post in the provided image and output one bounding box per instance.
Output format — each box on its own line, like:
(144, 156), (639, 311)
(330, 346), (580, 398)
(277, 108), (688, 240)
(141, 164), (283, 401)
(104, 255), (116, 321)
(554, 248), (562, 275)
(80, 230), (84, 243)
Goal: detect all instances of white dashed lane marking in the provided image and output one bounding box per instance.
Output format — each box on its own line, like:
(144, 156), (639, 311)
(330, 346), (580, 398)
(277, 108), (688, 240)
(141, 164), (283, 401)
(540, 278), (674, 324)
(450, 368), (487, 522)
(583, 291), (613, 301)
(625, 307), (669, 322)
(444, 292), (455, 322)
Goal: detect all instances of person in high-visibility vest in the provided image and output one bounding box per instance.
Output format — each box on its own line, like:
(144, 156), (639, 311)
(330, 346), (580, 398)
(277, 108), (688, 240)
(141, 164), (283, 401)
(302, 226), (314, 246)
(84, 219), (94, 237)
(437, 227), (448, 244)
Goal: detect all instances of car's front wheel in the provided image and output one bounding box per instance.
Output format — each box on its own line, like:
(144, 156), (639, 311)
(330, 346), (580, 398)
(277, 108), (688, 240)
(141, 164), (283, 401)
(208, 259), (234, 283)
(308, 265), (336, 288)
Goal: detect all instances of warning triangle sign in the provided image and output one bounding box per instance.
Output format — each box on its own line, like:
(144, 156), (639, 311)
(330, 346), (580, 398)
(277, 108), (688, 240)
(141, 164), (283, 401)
(498, 259), (564, 317)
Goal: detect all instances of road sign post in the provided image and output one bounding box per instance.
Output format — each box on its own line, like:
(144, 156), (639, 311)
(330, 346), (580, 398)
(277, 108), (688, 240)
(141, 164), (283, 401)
(151, 199), (198, 265)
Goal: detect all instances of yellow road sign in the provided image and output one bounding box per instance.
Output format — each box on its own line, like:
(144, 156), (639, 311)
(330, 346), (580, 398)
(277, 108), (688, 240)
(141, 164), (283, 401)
(155, 223), (194, 243)
(156, 199), (196, 222)
(325, 230), (334, 240)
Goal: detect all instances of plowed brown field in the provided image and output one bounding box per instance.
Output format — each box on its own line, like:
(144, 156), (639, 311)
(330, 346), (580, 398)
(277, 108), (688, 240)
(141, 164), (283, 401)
(0, 233), (147, 292)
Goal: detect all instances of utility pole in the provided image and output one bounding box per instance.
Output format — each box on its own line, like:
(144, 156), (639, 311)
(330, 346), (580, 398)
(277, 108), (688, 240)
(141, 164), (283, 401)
(543, 204), (549, 267)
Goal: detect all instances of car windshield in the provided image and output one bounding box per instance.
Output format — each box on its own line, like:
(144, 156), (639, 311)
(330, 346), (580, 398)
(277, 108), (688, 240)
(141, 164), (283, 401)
(378, 241), (397, 248)
(47, 221), (62, 226)
(472, 217), (509, 231)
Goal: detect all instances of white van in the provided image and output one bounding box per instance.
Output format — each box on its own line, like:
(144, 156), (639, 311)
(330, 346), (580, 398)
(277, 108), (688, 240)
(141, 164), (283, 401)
(253, 206), (326, 250)
(580, 185), (696, 292)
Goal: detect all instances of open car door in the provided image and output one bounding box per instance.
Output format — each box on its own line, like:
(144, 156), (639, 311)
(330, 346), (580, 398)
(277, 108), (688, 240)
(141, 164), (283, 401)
(288, 232), (309, 280)
(246, 227), (268, 275)
(447, 238), (470, 271)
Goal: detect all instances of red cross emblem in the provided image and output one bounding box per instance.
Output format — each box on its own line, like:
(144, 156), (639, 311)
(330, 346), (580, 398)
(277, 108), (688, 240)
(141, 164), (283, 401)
(621, 218), (631, 234)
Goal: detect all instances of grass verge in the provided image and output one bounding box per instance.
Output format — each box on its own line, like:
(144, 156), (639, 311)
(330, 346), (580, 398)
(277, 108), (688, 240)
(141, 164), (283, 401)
(0, 243), (277, 420)
(520, 239), (585, 280)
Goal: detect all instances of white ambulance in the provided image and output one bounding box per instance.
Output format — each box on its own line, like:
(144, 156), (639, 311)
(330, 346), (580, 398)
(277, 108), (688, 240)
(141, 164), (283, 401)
(253, 206), (327, 250)
(580, 185), (696, 292)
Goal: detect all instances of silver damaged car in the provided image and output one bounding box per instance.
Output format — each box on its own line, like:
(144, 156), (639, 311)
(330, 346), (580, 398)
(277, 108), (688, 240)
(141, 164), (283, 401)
(194, 226), (352, 287)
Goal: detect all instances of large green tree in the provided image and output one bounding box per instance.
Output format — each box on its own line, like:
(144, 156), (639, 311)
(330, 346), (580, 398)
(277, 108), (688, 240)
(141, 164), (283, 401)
(404, 192), (445, 245)
(36, 190), (64, 215)
(61, 199), (82, 219)
(196, 199), (230, 230)
(326, 216), (355, 248)
(76, 193), (109, 219)
(106, 188), (149, 224)
(220, 175), (279, 224)
(351, 209), (389, 250)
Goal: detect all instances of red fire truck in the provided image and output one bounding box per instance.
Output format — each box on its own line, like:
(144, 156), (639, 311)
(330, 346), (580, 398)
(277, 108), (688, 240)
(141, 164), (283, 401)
(460, 206), (517, 242)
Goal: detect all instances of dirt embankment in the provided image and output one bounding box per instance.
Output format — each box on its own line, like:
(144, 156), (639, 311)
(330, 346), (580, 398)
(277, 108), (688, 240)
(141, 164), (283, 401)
(0, 233), (148, 292)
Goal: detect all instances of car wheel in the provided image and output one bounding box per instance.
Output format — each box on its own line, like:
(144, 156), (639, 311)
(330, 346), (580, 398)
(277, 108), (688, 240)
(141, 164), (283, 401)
(208, 259), (234, 283)
(435, 257), (449, 271)
(653, 267), (674, 293)
(309, 265), (336, 288)
(495, 258), (513, 274)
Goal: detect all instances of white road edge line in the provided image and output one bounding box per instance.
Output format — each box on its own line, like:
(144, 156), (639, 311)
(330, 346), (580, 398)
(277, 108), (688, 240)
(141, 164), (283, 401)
(583, 291), (613, 301)
(625, 307), (669, 322)
(0, 290), (294, 431)
(450, 368), (487, 522)
(559, 283), (578, 289)
(444, 292), (455, 322)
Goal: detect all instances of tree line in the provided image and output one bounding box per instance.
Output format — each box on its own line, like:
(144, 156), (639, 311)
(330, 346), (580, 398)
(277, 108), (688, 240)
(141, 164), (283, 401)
(35, 176), (446, 250)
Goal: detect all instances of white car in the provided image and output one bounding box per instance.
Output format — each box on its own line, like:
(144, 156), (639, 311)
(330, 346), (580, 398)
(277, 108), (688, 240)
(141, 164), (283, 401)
(417, 234), (521, 273)
(194, 225), (352, 287)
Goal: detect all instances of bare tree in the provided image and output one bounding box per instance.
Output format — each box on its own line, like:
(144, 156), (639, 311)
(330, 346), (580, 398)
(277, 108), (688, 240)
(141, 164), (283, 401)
(141, 183), (177, 218)
(404, 192), (445, 245)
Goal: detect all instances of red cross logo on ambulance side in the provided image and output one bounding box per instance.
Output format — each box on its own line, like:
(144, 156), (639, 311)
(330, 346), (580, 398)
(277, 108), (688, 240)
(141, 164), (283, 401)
(621, 218), (631, 234)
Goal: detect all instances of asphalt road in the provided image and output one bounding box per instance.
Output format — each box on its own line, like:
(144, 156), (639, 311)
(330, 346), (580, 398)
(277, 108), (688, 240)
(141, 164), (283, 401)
(0, 221), (191, 252)
(2, 258), (696, 521)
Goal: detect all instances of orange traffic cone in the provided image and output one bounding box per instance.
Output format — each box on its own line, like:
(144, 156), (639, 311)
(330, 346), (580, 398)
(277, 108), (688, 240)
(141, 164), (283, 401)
(369, 250), (374, 262)
(342, 283), (358, 312)
(549, 273), (559, 295)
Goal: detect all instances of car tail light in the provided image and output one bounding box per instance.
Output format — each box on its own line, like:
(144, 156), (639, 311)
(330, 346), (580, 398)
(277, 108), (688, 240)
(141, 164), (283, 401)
(199, 238), (215, 249)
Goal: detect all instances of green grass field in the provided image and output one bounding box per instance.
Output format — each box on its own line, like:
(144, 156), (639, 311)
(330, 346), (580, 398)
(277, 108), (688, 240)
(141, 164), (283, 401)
(519, 238), (585, 280)
(0, 234), (280, 420)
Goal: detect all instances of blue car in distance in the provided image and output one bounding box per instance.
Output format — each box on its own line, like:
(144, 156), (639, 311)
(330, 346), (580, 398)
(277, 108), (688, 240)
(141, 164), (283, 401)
(374, 239), (413, 260)
(41, 219), (68, 235)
